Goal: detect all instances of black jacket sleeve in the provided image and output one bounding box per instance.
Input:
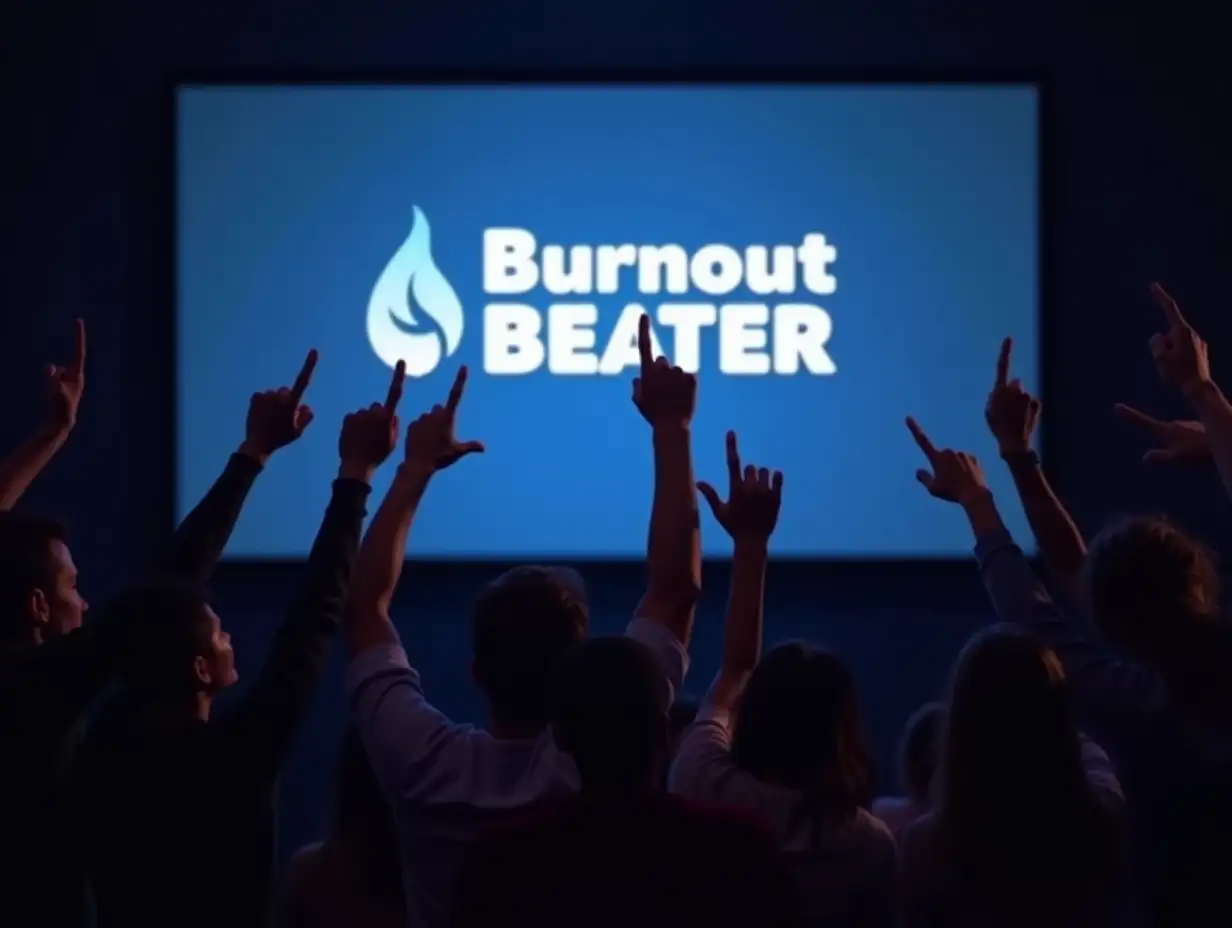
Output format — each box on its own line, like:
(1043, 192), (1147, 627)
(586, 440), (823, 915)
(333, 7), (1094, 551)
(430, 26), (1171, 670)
(219, 477), (370, 777)
(158, 452), (263, 583)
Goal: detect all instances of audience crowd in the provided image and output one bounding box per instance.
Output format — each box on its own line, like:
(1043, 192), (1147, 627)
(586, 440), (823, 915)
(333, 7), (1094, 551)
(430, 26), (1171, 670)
(1, 289), (1230, 928)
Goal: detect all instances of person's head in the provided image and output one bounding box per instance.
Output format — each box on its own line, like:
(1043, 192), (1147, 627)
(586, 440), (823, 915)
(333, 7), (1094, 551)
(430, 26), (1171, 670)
(331, 726), (403, 898)
(940, 626), (1080, 813)
(898, 702), (944, 805)
(111, 576), (236, 705)
(552, 636), (671, 794)
(731, 642), (874, 812)
(0, 511), (87, 645)
(1085, 515), (1219, 660)
(471, 566), (588, 730)
(936, 626), (1119, 899)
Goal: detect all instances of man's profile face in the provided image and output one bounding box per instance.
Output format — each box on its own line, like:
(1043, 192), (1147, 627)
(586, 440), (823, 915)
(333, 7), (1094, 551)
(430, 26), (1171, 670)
(40, 539), (87, 640)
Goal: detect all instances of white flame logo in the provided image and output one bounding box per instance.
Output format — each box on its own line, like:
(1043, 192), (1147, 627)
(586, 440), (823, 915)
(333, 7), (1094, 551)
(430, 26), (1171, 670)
(366, 206), (464, 377)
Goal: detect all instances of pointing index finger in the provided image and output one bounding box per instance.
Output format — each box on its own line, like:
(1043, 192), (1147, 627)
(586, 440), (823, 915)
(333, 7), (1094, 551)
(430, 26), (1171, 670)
(725, 430), (741, 491)
(637, 314), (654, 374)
(289, 349), (319, 402)
(1151, 282), (1187, 328)
(384, 360), (406, 411)
(995, 337), (1012, 389)
(1113, 403), (1166, 436)
(906, 417), (939, 464)
(445, 365), (469, 414)
(71, 318), (86, 377)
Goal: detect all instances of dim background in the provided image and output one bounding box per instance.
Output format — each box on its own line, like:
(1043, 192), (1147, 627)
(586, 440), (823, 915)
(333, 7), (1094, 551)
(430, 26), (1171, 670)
(2, 0), (1230, 875)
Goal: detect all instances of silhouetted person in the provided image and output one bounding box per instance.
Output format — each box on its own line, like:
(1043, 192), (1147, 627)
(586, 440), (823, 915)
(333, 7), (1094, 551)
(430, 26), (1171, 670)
(343, 347), (699, 928)
(672, 433), (895, 928)
(0, 324), (301, 927)
(283, 726), (405, 928)
(899, 627), (1131, 927)
(73, 372), (402, 928)
(452, 636), (803, 928)
(978, 287), (1232, 926)
(872, 701), (943, 840)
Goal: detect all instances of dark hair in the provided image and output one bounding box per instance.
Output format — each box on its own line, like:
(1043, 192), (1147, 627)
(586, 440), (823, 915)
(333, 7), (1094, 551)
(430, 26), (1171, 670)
(330, 726), (404, 902)
(898, 702), (944, 803)
(1085, 516), (1232, 715)
(0, 511), (67, 640)
(935, 626), (1121, 912)
(471, 566), (588, 728)
(1086, 515), (1219, 652)
(551, 636), (669, 792)
(108, 576), (214, 695)
(731, 642), (875, 829)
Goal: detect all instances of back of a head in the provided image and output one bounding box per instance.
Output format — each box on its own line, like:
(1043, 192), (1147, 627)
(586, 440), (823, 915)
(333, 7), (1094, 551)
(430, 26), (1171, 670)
(898, 702), (944, 804)
(333, 725), (403, 900)
(551, 636), (669, 793)
(937, 626), (1113, 896)
(109, 577), (214, 697)
(731, 642), (874, 812)
(0, 511), (66, 642)
(334, 726), (387, 831)
(1086, 516), (1219, 658)
(471, 566), (588, 729)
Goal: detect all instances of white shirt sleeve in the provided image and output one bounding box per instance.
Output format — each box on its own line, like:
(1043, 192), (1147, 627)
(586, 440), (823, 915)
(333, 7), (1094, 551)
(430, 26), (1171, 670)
(666, 676), (762, 807)
(345, 643), (477, 804)
(625, 616), (690, 703)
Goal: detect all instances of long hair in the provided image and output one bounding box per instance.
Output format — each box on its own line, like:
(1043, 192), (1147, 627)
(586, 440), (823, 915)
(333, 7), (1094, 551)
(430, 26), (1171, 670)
(934, 626), (1121, 915)
(898, 702), (944, 804)
(731, 642), (875, 844)
(1086, 516), (1232, 717)
(328, 726), (404, 902)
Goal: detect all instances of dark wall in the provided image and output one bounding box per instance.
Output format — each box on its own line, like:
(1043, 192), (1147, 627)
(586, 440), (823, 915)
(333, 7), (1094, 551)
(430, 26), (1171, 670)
(3, 0), (1231, 871)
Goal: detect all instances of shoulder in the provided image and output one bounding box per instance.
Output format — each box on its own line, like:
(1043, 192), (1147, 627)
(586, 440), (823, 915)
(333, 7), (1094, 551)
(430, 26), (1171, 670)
(288, 841), (325, 869)
(870, 796), (917, 837)
(898, 810), (939, 864)
(285, 842), (328, 896)
(853, 807), (896, 845)
(871, 795), (897, 813)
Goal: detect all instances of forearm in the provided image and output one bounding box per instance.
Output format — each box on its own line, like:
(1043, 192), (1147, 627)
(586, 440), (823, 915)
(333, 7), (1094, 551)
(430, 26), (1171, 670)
(344, 462), (431, 656)
(233, 475), (370, 766)
(0, 422), (71, 510)
(1005, 454), (1087, 581)
(1186, 379), (1232, 501)
(160, 448), (263, 582)
(643, 424), (701, 641)
(720, 539), (768, 678)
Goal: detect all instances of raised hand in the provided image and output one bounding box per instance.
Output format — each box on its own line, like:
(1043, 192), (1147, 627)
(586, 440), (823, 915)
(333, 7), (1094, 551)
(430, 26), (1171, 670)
(632, 314), (696, 428)
(243, 350), (319, 459)
(338, 361), (406, 473)
(697, 431), (784, 543)
(985, 337), (1040, 455)
(1113, 404), (1209, 464)
(907, 417), (988, 504)
(1149, 282), (1211, 394)
(404, 366), (485, 472)
(46, 318), (87, 430)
